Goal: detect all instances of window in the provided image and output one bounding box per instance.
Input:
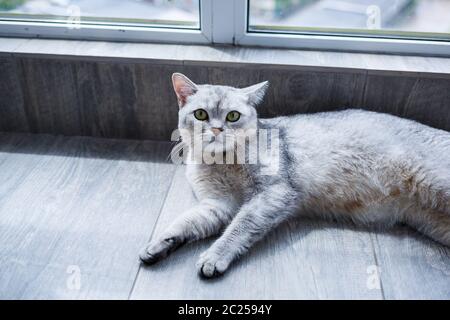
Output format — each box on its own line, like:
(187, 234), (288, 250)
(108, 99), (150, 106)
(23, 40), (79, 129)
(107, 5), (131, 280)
(1, 0), (449, 56)
(0, 0), (200, 28)
(0, 0), (209, 43)
(248, 0), (450, 40)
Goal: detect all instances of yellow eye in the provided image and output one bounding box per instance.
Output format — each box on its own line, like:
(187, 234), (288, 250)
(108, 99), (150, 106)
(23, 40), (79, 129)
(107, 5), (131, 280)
(194, 109), (208, 121)
(226, 111), (240, 122)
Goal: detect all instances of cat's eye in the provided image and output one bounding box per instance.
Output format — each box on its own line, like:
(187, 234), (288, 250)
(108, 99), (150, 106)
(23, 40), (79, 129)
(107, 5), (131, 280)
(194, 109), (208, 121)
(226, 111), (240, 122)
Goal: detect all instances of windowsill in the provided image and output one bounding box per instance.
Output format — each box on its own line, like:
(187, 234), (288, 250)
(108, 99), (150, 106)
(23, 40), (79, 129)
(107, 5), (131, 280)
(1, 37), (450, 79)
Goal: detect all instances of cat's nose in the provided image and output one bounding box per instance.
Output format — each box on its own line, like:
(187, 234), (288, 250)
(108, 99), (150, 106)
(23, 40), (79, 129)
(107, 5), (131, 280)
(211, 127), (223, 136)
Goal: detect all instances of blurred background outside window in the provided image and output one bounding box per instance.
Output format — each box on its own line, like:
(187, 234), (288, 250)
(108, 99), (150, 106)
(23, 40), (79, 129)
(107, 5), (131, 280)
(0, 0), (200, 28)
(249, 0), (450, 38)
(0, 0), (449, 43)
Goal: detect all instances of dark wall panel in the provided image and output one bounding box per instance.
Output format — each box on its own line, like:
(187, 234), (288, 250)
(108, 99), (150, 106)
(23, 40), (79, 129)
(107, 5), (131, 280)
(362, 74), (450, 131)
(1, 56), (449, 141)
(0, 57), (28, 132)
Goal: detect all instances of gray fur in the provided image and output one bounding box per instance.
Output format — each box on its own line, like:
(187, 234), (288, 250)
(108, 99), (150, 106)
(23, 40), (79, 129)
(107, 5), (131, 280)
(140, 73), (450, 278)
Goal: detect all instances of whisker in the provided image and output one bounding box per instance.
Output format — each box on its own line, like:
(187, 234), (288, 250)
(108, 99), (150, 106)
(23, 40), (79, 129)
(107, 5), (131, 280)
(168, 140), (186, 162)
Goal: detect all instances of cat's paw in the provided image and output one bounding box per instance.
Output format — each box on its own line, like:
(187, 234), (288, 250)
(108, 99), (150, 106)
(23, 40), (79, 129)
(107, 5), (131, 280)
(196, 250), (230, 278)
(139, 237), (183, 265)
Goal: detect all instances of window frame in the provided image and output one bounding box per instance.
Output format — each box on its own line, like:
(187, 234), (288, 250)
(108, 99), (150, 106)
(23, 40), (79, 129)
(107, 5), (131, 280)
(0, 0), (212, 44)
(233, 0), (450, 56)
(0, 0), (449, 56)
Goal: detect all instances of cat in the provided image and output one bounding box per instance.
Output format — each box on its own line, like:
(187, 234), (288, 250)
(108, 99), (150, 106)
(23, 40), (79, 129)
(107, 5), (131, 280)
(140, 73), (450, 278)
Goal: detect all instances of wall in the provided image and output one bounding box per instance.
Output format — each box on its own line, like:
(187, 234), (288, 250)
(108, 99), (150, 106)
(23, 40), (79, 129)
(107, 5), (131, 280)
(1, 54), (449, 141)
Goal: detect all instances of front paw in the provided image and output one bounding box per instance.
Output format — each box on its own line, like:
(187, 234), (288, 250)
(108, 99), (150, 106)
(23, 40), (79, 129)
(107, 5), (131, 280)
(196, 249), (231, 278)
(139, 237), (183, 265)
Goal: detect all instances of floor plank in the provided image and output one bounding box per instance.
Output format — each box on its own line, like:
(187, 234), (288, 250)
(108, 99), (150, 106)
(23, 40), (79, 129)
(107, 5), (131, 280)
(372, 227), (450, 299)
(0, 133), (176, 299)
(1, 132), (448, 299)
(131, 167), (382, 300)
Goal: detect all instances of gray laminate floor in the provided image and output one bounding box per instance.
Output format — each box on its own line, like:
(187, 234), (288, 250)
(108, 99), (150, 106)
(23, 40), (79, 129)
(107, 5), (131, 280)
(0, 132), (449, 300)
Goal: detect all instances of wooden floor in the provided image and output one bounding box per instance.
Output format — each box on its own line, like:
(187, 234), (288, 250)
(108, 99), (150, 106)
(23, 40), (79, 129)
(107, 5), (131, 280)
(0, 132), (449, 300)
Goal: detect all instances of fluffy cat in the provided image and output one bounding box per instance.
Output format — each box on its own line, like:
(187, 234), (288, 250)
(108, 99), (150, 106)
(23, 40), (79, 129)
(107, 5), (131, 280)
(140, 73), (450, 278)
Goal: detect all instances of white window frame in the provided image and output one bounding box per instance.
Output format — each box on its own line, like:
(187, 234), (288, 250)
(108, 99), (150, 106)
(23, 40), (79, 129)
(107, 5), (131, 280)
(231, 0), (450, 56)
(0, 0), (213, 44)
(0, 0), (450, 56)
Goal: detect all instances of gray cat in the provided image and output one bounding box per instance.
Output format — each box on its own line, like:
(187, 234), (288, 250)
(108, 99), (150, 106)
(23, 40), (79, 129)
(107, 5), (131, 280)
(140, 73), (450, 278)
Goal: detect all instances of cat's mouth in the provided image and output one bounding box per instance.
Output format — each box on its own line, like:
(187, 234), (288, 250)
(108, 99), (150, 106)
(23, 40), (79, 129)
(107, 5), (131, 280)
(203, 131), (224, 143)
(200, 132), (236, 153)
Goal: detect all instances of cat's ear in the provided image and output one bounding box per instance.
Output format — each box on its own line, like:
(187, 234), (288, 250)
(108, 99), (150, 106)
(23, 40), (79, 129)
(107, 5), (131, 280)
(172, 73), (198, 108)
(241, 81), (269, 107)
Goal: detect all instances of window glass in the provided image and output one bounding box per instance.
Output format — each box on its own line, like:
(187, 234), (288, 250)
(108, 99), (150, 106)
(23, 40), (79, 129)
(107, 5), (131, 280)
(248, 0), (450, 39)
(0, 0), (200, 28)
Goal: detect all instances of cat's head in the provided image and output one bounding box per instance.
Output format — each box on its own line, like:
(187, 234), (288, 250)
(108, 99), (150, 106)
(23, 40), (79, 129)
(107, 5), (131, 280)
(171, 73), (269, 155)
